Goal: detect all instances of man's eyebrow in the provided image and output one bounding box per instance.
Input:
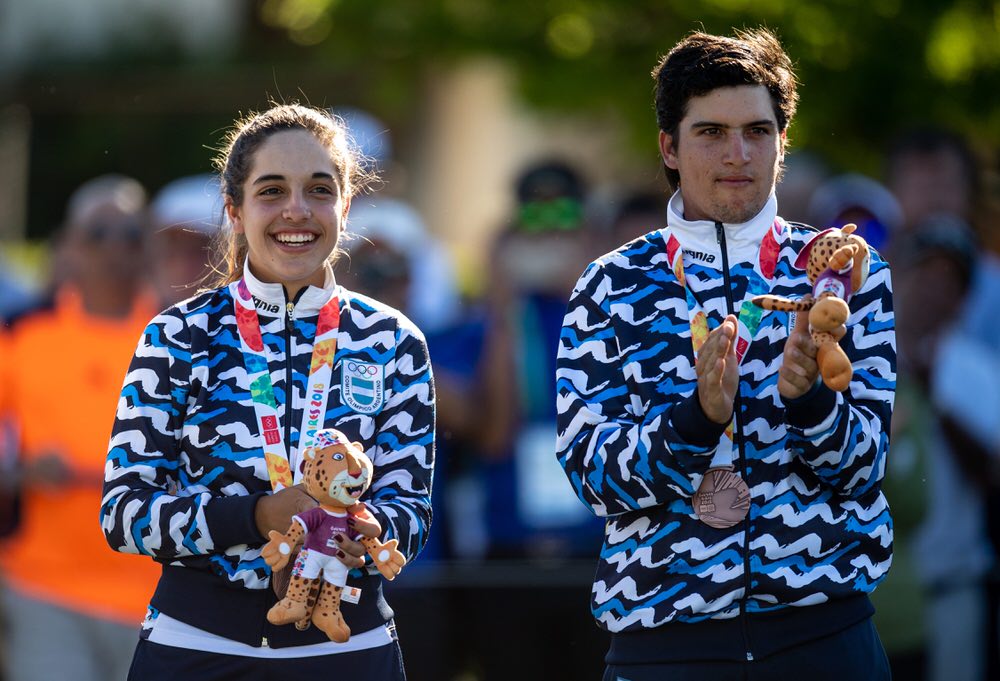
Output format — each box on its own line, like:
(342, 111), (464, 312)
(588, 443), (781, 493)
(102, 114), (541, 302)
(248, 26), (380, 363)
(690, 120), (776, 129)
(252, 172), (335, 184)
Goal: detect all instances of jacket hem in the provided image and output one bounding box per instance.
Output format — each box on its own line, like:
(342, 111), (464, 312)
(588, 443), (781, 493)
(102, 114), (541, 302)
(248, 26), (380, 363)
(606, 595), (875, 664)
(150, 564), (393, 648)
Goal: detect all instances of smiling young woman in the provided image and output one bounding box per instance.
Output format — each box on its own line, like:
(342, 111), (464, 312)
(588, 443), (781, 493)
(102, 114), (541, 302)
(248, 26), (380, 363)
(102, 104), (434, 680)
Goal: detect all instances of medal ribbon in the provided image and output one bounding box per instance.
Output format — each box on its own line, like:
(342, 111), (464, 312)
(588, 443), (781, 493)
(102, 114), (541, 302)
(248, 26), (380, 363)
(231, 279), (340, 490)
(663, 219), (784, 457)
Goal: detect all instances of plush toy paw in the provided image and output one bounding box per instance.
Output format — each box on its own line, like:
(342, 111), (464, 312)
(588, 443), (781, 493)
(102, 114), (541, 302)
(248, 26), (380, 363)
(370, 538), (406, 580)
(262, 530), (295, 572)
(313, 608), (351, 643)
(267, 597), (309, 625)
(312, 585), (351, 642)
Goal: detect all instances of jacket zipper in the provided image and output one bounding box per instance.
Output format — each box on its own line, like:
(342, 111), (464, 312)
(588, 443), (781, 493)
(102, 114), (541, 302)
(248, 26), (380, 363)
(283, 288), (307, 467)
(714, 221), (754, 663)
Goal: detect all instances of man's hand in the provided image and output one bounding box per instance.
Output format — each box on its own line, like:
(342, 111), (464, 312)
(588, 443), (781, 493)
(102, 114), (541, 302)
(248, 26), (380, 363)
(779, 303), (820, 399)
(254, 483), (317, 537)
(697, 315), (739, 425)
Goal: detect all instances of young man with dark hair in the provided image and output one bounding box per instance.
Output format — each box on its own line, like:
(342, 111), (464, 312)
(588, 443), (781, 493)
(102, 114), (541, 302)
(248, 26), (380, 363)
(556, 29), (895, 679)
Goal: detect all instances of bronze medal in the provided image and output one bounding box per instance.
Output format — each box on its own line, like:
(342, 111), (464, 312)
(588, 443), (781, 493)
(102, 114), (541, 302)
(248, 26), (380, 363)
(694, 466), (751, 529)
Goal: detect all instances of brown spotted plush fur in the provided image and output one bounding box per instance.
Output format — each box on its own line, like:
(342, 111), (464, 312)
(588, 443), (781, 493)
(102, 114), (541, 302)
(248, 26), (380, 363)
(260, 429), (407, 642)
(753, 224), (871, 392)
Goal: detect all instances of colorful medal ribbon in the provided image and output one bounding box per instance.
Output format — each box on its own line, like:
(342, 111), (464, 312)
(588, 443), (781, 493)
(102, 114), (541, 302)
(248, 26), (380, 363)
(663, 220), (784, 527)
(663, 219), (784, 399)
(231, 279), (340, 491)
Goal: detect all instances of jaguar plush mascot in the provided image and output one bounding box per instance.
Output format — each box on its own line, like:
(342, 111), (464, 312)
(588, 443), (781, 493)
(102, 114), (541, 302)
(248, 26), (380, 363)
(753, 223), (871, 392)
(262, 428), (406, 642)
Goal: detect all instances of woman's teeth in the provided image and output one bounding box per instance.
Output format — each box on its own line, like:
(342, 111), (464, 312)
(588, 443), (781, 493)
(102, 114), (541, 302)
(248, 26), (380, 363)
(274, 233), (316, 245)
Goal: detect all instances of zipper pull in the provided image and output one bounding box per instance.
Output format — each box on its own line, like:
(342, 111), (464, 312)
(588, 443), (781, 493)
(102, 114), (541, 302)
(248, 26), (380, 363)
(285, 302), (294, 332)
(715, 221), (725, 245)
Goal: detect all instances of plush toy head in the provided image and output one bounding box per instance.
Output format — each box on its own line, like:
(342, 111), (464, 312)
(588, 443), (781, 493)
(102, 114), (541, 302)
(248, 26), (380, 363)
(300, 428), (373, 509)
(794, 223), (871, 297)
(752, 222), (872, 392)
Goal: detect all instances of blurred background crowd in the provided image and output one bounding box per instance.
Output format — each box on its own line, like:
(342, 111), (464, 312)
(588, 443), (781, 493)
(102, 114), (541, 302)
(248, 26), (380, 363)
(0, 1), (999, 680)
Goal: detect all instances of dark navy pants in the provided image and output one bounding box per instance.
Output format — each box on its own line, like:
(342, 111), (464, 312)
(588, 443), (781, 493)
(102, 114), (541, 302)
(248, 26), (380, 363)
(603, 617), (891, 681)
(127, 639), (406, 681)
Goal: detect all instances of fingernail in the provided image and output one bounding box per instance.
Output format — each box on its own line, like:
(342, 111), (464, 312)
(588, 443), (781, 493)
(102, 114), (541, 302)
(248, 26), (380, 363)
(337, 550), (346, 558)
(334, 534), (343, 543)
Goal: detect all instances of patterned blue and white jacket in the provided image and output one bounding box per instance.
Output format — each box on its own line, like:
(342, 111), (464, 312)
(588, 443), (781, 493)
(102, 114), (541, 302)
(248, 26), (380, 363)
(556, 193), (894, 642)
(101, 263), (434, 647)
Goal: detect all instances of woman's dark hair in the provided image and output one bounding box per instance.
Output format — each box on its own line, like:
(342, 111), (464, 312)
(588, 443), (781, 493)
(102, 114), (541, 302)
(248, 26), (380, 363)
(652, 28), (799, 190)
(208, 103), (374, 288)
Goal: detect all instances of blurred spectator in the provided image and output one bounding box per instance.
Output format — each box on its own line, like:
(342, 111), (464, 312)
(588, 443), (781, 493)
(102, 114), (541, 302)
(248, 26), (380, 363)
(808, 173), (902, 251)
(346, 198), (460, 335)
(340, 197), (481, 681)
(480, 160), (603, 556)
(885, 128), (980, 231)
(889, 217), (999, 681)
(0, 175), (161, 681)
(470, 159), (608, 679)
(608, 191), (667, 248)
(885, 132), (1000, 677)
(147, 174), (223, 308)
(0, 254), (39, 323)
(885, 129), (1000, 350)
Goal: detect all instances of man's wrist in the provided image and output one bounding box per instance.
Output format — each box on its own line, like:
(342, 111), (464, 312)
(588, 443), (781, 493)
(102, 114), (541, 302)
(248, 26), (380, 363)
(783, 378), (838, 428)
(673, 392), (729, 447)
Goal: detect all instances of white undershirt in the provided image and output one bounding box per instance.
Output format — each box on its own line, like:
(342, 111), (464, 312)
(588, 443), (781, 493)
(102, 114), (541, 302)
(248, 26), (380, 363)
(146, 613), (392, 658)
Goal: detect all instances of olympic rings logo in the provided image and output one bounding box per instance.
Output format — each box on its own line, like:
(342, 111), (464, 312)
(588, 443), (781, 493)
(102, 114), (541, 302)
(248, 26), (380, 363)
(347, 362), (379, 376)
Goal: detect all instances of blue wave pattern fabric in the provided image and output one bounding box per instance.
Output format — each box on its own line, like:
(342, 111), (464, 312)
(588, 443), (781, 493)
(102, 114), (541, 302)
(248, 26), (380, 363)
(556, 198), (894, 633)
(101, 275), (434, 591)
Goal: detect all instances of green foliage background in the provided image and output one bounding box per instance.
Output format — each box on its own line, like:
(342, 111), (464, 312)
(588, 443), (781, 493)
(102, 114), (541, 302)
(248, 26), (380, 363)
(256, 0), (1000, 174)
(11, 0), (1000, 237)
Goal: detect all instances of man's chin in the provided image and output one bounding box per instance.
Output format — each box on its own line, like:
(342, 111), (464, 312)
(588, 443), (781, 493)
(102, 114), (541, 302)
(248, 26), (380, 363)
(712, 200), (767, 225)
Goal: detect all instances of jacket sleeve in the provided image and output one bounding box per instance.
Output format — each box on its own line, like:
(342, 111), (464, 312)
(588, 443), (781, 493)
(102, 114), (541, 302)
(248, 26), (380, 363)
(556, 261), (724, 518)
(783, 255), (896, 498)
(366, 323), (435, 563)
(101, 310), (264, 561)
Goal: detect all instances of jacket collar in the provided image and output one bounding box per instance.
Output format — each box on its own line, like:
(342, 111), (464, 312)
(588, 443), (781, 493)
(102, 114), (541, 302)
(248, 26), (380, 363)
(666, 191), (778, 268)
(241, 258), (338, 317)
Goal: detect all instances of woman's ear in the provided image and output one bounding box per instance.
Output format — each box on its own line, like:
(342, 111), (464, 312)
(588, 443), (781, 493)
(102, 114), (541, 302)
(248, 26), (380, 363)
(226, 200), (244, 235)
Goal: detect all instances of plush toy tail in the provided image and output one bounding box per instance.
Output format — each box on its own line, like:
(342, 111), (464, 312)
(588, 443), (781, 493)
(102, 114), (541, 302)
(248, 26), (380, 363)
(752, 295), (814, 312)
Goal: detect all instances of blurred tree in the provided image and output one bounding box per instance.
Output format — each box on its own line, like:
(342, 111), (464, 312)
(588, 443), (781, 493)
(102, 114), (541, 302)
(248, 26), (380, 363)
(258, 0), (1000, 175)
